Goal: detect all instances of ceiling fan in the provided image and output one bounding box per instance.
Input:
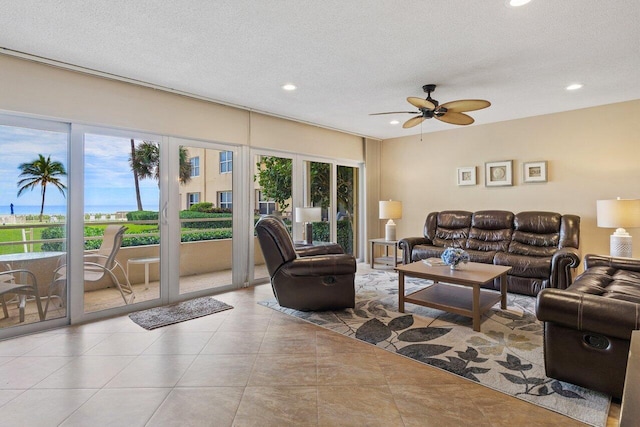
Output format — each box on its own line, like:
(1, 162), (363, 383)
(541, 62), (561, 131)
(370, 84), (491, 128)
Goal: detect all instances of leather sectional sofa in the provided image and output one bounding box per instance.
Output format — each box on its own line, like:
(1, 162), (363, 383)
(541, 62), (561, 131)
(536, 254), (640, 398)
(398, 210), (581, 296)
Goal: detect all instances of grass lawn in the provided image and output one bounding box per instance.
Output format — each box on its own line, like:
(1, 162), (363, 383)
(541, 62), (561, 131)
(0, 226), (44, 255)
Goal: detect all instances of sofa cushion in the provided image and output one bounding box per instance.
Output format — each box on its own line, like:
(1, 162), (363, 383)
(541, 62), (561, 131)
(508, 275), (549, 296)
(568, 266), (640, 303)
(465, 249), (496, 264)
(466, 210), (513, 252)
(514, 211), (561, 234)
(508, 212), (561, 257)
(494, 252), (551, 279)
(431, 211), (471, 248)
(411, 244), (446, 262)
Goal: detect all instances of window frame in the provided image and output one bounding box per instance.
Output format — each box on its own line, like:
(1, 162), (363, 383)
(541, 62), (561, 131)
(219, 190), (232, 209)
(190, 156), (200, 177)
(220, 150), (233, 174)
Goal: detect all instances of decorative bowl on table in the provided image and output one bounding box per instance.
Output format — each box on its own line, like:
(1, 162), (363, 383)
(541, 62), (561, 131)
(441, 247), (470, 270)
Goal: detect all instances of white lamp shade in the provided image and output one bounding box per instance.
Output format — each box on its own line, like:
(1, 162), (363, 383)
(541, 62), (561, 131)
(379, 200), (402, 220)
(596, 199), (640, 228)
(295, 207), (321, 223)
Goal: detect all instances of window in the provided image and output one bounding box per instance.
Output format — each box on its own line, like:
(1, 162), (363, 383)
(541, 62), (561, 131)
(220, 151), (232, 174)
(187, 192), (200, 208)
(190, 156), (199, 177)
(219, 191), (232, 209)
(256, 190), (276, 215)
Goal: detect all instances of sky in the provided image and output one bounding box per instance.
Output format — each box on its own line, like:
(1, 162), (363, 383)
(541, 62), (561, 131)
(0, 125), (160, 214)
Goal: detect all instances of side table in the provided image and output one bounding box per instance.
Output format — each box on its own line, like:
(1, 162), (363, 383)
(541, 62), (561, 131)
(126, 257), (160, 290)
(370, 238), (401, 268)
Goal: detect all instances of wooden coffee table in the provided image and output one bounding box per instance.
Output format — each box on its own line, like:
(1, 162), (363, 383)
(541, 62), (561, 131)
(396, 261), (512, 332)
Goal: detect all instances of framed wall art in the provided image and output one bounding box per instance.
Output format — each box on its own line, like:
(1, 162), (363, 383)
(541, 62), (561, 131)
(485, 160), (513, 187)
(523, 161), (548, 183)
(456, 166), (477, 186)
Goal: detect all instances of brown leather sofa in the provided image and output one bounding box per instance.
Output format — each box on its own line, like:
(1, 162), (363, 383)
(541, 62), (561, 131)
(398, 210), (581, 296)
(255, 216), (356, 311)
(536, 254), (640, 398)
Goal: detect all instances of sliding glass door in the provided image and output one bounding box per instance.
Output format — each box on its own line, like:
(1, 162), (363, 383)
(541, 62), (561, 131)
(174, 140), (237, 296)
(83, 132), (162, 314)
(252, 153), (293, 283)
(303, 160), (331, 243)
(0, 113), (364, 337)
(249, 151), (362, 286)
(0, 115), (69, 336)
(337, 165), (359, 256)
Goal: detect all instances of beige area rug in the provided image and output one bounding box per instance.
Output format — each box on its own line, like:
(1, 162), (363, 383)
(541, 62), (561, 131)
(259, 269), (610, 427)
(129, 296), (233, 330)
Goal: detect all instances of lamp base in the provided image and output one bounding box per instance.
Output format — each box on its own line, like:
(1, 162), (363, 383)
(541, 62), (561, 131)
(385, 220), (396, 241)
(610, 233), (632, 258)
(305, 222), (313, 245)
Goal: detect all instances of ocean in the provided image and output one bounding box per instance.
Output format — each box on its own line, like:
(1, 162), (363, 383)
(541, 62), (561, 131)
(1, 205), (157, 216)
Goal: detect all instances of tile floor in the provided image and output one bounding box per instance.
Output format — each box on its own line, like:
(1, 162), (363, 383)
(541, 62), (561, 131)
(0, 267), (621, 426)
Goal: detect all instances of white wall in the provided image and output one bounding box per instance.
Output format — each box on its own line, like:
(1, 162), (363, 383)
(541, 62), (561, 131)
(379, 100), (640, 264)
(0, 54), (364, 161)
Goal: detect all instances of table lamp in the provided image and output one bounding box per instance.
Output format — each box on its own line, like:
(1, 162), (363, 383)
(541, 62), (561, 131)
(296, 207), (321, 244)
(379, 200), (402, 241)
(596, 198), (640, 258)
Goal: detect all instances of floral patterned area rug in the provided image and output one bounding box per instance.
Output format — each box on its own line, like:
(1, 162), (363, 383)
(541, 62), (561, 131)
(259, 268), (610, 427)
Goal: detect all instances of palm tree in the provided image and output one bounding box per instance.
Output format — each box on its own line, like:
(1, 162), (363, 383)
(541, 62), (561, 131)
(130, 139), (143, 211)
(17, 154), (67, 222)
(129, 141), (192, 209)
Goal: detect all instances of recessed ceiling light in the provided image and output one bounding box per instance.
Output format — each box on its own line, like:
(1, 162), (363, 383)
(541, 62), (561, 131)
(507, 0), (531, 6)
(566, 83), (583, 91)
(390, 120), (400, 125)
(282, 83), (297, 91)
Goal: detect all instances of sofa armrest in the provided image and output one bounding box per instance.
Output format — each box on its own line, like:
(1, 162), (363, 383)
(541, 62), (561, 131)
(536, 288), (640, 340)
(282, 254), (356, 277)
(584, 254), (640, 272)
(295, 243), (344, 256)
(398, 237), (430, 264)
(550, 247), (580, 289)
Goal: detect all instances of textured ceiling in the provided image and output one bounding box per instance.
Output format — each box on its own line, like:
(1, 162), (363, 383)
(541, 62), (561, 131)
(0, 0), (639, 139)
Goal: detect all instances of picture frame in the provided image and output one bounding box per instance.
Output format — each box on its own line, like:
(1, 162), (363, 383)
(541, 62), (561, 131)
(456, 166), (477, 186)
(485, 160), (513, 187)
(523, 161), (548, 183)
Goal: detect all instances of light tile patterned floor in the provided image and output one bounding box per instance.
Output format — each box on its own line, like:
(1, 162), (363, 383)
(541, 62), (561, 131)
(0, 265), (621, 426)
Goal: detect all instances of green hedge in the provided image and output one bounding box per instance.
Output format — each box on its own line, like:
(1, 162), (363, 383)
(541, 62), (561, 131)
(189, 202), (232, 214)
(40, 224), (233, 251)
(189, 202), (214, 212)
(39, 218), (350, 252)
(126, 210), (158, 221)
(41, 226), (65, 251)
(180, 211), (232, 229)
(312, 220), (354, 254)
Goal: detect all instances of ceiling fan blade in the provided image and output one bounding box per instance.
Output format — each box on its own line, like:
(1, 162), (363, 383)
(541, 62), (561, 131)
(436, 112), (474, 125)
(369, 111), (419, 116)
(403, 116), (426, 128)
(440, 99), (491, 113)
(407, 97), (436, 110)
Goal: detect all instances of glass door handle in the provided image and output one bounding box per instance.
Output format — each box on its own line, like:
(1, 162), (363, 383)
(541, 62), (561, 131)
(161, 202), (168, 225)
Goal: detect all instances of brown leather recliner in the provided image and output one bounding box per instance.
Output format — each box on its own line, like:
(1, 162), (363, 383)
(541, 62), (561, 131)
(255, 216), (356, 311)
(536, 254), (640, 398)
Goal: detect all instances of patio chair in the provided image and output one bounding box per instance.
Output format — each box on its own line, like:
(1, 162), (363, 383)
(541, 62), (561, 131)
(44, 225), (135, 317)
(44, 255), (67, 318)
(0, 265), (44, 322)
(83, 225), (134, 302)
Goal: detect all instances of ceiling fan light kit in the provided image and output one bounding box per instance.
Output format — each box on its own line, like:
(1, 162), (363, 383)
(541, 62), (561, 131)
(371, 84), (491, 129)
